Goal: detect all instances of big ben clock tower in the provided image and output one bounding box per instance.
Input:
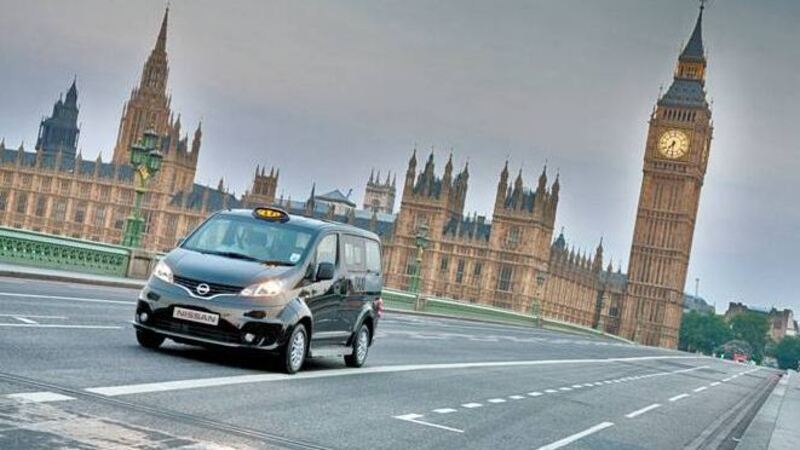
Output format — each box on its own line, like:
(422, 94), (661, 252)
(621, 4), (713, 348)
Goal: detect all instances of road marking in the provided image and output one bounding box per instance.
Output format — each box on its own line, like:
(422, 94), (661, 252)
(559, 387), (572, 391)
(6, 391), (75, 403)
(509, 395), (525, 400)
(0, 292), (134, 305)
(488, 398), (506, 404)
(669, 393), (690, 402)
(528, 392), (543, 397)
(536, 422), (615, 450)
(722, 377), (732, 382)
(13, 316), (37, 324)
(0, 324), (122, 329)
(625, 403), (661, 418)
(582, 383), (594, 387)
(545, 389), (558, 393)
(0, 314), (66, 319)
(693, 386), (707, 393)
(571, 384), (583, 388)
(84, 355), (706, 397)
(710, 382), (721, 386)
(393, 414), (464, 433)
(433, 408), (457, 414)
(461, 403), (482, 408)
(593, 382), (604, 386)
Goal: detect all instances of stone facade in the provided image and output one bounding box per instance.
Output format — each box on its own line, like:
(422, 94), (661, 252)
(363, 170), (396, 214)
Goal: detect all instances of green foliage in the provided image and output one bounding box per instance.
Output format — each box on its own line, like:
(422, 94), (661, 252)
(730, 313), (771, 363)
(679, 311), (732, 355)
(773, 336), (800, 371)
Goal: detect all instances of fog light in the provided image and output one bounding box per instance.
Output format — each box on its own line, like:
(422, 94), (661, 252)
(139, 312), (149, 323)
(243, 333), (256, 343)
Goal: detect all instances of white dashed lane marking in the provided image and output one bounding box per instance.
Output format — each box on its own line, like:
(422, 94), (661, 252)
(625, 403), (661, 418)
(669, 393), (690, 402)
(393, 414), (464, 433)
(433, 408), (457, 414)
(5, 391), (75, 403)
(536, 422), (615, 450)
(693, 386), (708, 393)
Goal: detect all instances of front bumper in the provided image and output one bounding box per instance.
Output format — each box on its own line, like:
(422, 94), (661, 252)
(134, 277), (292, 350)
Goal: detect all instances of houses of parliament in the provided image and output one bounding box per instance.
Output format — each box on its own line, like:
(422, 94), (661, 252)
(0, 6), (713, 348)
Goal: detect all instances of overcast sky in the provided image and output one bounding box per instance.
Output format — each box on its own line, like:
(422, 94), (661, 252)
(1, 0), (799, 312)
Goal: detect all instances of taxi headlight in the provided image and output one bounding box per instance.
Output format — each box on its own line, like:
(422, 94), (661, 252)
(241, 280), (283, 297)
(152, 260), (173, 284)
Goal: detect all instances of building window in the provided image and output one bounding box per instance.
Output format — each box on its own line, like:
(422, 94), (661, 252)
(93, 206), (106, 228)
(1, 172), (12, 186)
(60, 179), (71, 193)
(113, 209), (127, 230)
(497, 265), (513, 292)
(79, 183), (91, 199)
(506, 226), (521, 246)
(472, 262), (483, 285)
(405, 254), (417, 276)
(21, 175), (32, 189)
(0, 190), (7, 211)
(99, 186), (111, 201)
(40, 177), (52, 192)
(34, 196), (47, 217)
(455, 259), (465, 283)
(74, 202), (87, 224)
(15, 193), (28, 214)
(439, 255), (449, 274)
(53, 200), (67, 222)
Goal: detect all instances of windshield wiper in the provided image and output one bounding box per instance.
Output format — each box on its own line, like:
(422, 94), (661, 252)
(200, 250), (261, 262)
(261, 260), (295, 267)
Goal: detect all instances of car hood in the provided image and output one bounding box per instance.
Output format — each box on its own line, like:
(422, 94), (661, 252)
(166, 248), (296, 287)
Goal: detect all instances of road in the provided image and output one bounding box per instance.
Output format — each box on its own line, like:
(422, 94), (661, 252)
(0, 276), (778, 449)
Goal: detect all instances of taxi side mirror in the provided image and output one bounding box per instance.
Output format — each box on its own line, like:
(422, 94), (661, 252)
(176, 236), (185, 247)
(316, 262), (335, 281)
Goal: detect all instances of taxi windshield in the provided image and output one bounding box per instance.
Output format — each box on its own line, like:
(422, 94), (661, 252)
(181, 214), (314, 266)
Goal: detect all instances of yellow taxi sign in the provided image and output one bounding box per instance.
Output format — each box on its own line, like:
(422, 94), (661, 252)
(253, 207), (289, 222)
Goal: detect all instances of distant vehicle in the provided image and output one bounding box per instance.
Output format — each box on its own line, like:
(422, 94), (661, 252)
(132, 207), (384, 374)
(732, 353), (748, 364)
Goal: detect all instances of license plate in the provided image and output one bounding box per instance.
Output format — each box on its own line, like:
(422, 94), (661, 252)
(172, 307), (219, 326)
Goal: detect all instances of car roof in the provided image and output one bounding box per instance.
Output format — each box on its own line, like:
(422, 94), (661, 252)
(218, 209), (381, 242)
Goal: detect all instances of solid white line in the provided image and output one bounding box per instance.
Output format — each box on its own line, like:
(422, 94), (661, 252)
(693, 386), (707, 393)
(85, 355), (704, 397)
(536, 422), (615, 450)
(393, 414), (464, 433)
(13, 316), (37, 324)
(0, 292), (133, 305)
(6, 391), (75, 403)
(461, 403), (482, 408)
(625, 403), (661, 418)
(0, 324), (121, 329)
(0, 314), (65, 319)
(669, 393), (690, 402)
(433, 408), (457, 414)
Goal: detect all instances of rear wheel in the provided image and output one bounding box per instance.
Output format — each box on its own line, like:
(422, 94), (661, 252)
(345, 323), (370, 368)
(136, 328), (165, 349)
(280, 324), (307, 374)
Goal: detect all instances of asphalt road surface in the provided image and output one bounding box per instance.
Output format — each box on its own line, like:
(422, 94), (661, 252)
(0, 277), (778, 449)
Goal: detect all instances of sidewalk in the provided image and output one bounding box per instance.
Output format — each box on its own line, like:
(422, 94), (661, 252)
(739, 370), (800, 449)
(0, 262), (146, 289)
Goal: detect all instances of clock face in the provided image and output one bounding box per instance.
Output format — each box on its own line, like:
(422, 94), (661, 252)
(658, 129), (690, 159)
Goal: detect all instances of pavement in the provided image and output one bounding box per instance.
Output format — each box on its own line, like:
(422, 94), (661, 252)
(0, 274), (793, 449)
(739, 370), (800, 449)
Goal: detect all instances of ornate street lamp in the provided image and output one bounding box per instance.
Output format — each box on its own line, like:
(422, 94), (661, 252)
(121, 128), (163, 248)
(531, 270), (547, 327)
(411, 224), (429, 311)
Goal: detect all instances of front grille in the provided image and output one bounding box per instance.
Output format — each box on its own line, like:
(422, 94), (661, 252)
(149, 307), (242, 344)
(173, 275), (243, 297)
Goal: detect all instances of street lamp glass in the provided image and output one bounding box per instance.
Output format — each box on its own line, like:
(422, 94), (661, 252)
(146, 150), (164, 172)
(130, 144), (146, 166)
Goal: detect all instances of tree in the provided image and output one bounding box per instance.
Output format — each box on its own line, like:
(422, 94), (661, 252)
(679, 311), (732, 355)
(730, 313), (771, 363)
(773, 336), (800, 371)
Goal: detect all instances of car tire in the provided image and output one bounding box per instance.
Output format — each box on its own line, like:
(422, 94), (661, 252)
(280, 324), (308, 374)
(345, 323), (370, 368)
(136, 328), (165, 349)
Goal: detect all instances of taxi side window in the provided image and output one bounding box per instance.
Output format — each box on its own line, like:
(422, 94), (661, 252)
(316, 234), (338, 266)
(365, 239), (381, 273)
(343, 235), (366, 272)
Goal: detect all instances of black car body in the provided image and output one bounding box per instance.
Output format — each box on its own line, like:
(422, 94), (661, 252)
(133, 207), (384, 373)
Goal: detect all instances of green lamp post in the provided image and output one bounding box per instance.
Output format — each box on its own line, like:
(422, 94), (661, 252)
(411, 224), (429, 311)
(531, 270), (547, 327)
(121, 128), (164, 248)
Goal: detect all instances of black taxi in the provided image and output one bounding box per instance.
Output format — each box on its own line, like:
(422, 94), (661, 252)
(133, 207), (384, 374)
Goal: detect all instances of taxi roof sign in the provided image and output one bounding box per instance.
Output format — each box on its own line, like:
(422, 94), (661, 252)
(253, 207), (289, 222)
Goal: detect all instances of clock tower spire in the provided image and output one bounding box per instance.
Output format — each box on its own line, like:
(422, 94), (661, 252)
(620, 3), (713, 348)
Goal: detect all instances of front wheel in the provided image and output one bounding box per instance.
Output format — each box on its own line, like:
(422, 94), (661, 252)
(136, 328), (165, 349)
(345, 323), (370, 368)
(280, 324), (308, 374)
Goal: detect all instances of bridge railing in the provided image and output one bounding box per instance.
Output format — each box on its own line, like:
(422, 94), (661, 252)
(0, 226), (158, 278)
(381, 287), (633, 344)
